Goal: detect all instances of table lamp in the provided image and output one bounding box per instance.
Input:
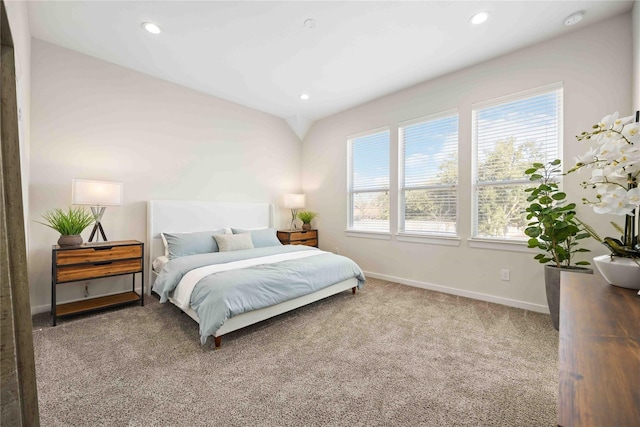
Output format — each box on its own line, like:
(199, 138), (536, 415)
(282, 194), (305, 230)
(72, 179), (123, 242)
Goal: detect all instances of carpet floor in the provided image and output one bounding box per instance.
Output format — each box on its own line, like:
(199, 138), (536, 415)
(32, 278), (558, 426)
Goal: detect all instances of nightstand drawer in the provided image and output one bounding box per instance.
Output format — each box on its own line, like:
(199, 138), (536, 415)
(290, 239), (318, 247)
(287, 231), (316, 242)
(56, 259), (142, 283)
(56, 245), (142, 265)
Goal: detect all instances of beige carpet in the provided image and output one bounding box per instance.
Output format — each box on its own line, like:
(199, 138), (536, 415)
(32, 278), (558, 426)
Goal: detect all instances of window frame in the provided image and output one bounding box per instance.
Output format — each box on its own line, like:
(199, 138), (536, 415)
(346, 126), (391, 235)
(398, 109), (459, 238)
(471, 82), (563, 242)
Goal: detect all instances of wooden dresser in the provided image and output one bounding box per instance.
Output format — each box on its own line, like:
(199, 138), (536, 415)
(558, 272), (640, 426)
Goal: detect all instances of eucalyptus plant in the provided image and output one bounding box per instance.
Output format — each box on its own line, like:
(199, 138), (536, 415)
(37, 207), (95, 236)
(524, 159), (591, 268)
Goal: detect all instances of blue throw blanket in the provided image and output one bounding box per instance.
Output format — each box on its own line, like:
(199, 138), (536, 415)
(152, 245), (365, 344)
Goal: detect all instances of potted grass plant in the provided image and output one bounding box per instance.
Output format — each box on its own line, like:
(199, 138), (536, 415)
(297, 211), (318, 231)
(37, 207), (95, 247)
(524, 159), (592, 330)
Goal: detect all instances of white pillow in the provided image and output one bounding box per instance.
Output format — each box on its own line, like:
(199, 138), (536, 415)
(213, 233), (254, 252)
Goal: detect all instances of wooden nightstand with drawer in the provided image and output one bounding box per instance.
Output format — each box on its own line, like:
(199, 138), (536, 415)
(51, 240), (144, 325)
(277, 229), (318, 247)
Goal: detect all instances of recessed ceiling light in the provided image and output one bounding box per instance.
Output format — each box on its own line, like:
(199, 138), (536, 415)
(142, 22), (162, 34)
(304, 18), (316, 29)
(564, 11), (584, 26)
(470, 11), (490, 25)
(300, 93), (310, 101)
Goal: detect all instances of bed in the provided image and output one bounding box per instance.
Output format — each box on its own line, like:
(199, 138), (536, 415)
(147, 200), (365, 348)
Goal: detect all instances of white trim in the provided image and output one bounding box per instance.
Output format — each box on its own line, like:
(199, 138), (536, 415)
(398, 108), (459, 128)
(346, 125), (391, 141)
(365, 271), (549, 314)
(345, 230), (392, 240)
(471, 81), (564, 110)
(396, 233), (461, 246)
(467, 237), (537, 253)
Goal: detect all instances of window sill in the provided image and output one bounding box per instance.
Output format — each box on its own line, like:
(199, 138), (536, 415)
(396, 233), (461, 246)
(467, 237), (537, 253)
(345, 230), (391, 240)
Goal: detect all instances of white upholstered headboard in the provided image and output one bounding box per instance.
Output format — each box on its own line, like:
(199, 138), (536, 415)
(146, 200), (275, 292)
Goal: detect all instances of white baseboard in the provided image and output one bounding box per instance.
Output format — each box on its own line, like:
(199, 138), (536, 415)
(31, 287), (145, 315)
(364, 271), (549, 314)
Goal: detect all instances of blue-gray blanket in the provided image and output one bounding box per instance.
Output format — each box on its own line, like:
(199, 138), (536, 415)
(152, 245), (365, 344)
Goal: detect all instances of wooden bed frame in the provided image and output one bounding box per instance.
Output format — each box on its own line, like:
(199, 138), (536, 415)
(147, 200), (357, 348)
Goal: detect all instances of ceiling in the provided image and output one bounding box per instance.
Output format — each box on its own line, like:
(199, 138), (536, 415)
(27, 1), (634, 139)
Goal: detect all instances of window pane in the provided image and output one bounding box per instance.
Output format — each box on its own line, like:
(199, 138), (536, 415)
(476, 184), (529, 239)
(473, 84), (562, 239)
(475, 90), (561, 183)
(402, 188), (457, 234)
(400, 112), (458, 235)
(402, 115), (458, 187)
(348, 129), (390, 232)
(350, 131), (390, 191)
(352, 191), (389, 232)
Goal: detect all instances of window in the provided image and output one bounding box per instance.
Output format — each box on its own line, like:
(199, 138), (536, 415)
(399, 111), (458, 235)
(347, 128), (390, 232)
(472, 84), (562, 239)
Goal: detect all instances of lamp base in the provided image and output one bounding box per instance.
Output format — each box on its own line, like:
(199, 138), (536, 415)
(88, 222), (108, 242)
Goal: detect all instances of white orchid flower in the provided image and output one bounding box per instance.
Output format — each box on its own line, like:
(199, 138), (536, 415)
(599, 112), (619, 129)
(595, 187), (636, 215)
(574, 111), (639, 218)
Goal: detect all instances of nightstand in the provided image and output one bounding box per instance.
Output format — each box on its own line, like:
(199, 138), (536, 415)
(51, 240), (144, 325)
(277, 229), (318, 247)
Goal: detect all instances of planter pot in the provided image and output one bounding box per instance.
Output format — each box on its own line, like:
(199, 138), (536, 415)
(58, 234), (83, 247)
(593, 255), (640, 290)
(544, 265), (593, 330)
(302, 223), (311, 231)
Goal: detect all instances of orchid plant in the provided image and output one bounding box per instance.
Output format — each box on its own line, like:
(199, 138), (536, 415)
(568, 111), (640, 258)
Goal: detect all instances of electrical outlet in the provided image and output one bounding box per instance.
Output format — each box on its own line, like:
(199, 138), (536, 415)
(334, 247), (339, 254)
(500, 269), (510, 281)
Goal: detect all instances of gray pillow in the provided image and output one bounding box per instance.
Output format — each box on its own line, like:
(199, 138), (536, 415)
(162, 229), (228, 259)
(231, 228), (282, 248)
(214, 233), (255, 252)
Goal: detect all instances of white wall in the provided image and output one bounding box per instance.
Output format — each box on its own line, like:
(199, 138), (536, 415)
(302, 13), (633, 312)
(29, 40), (302, 313)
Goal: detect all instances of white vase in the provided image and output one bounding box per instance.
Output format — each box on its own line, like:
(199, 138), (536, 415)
(593, 255), (640, 290)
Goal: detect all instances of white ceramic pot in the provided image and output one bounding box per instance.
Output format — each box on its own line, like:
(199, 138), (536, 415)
(593, 255), (640, 290)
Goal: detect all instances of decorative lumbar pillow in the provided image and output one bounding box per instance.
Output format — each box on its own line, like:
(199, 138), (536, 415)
(214, 233), (255, 252)
(162, 228), (229, 259)
(231, 227), (282, 248)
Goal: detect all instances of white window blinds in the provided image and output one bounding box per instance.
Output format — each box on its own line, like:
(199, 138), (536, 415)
(348, 129), (390, 232)
(472, 84), (562, 239)
(400, 111), (458, 234)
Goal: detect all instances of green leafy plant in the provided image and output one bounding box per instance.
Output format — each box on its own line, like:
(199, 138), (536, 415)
(524, 159), (591, 267)
(297, 211), (318, 224)
(37, 207), (94, 235)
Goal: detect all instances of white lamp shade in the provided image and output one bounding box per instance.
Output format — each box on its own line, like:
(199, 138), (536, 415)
(282, 193), (305, 209)
(72, 179), (123, 206)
